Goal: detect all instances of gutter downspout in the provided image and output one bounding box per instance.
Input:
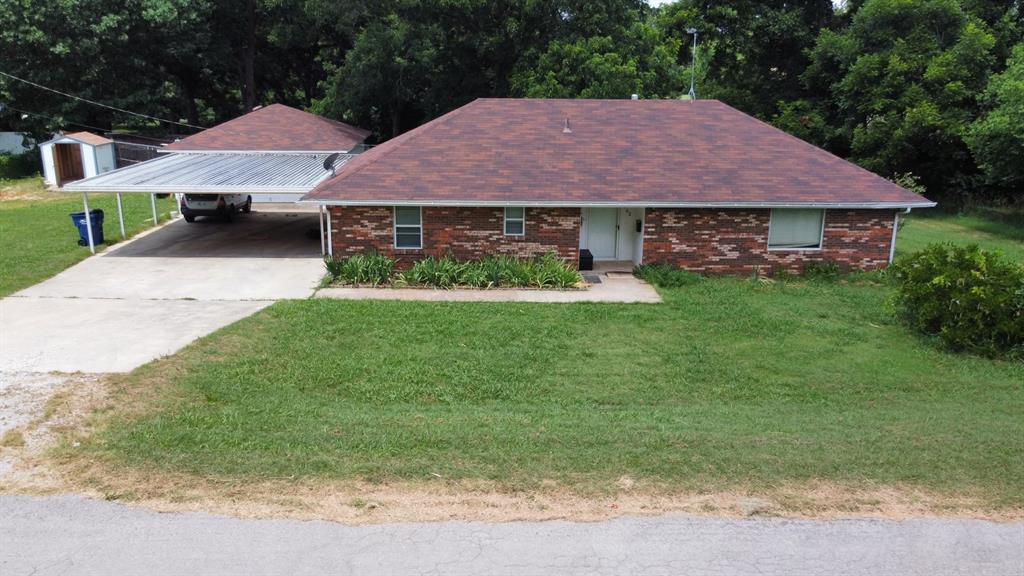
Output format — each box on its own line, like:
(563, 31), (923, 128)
(888, 208), (911, 264)
(325, 205), (334, 258)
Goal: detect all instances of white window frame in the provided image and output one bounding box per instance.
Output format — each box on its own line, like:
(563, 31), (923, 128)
(767, 208), (826, 251)
(393, 206), (423, 249)
(504, 207), (526, 236)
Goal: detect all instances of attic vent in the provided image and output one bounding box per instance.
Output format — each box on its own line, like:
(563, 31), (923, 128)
(562, 117), (572, 134)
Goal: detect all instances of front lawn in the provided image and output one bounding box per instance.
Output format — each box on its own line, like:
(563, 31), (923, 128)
(87, 277), (1023, 508)
(0, 177), (176, 297)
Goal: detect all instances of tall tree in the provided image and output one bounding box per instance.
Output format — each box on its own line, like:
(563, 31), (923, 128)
(315, 0), (652, 139)
(803, 0), (997, 201)
(510, 23), (683, 99)
(654, 0), (835, 119)
(967, 43), (1024, 203)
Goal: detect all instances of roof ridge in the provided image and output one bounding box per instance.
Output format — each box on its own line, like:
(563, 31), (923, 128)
(312, 99), (482, 192)
(257, 103), (370, 138)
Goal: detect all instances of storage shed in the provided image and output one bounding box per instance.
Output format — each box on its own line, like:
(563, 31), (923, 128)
(40, 132), (116, 187)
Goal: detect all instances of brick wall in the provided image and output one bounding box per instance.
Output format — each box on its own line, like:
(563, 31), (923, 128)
(329, 206), (581, 267)
(642, 208), (896, 273)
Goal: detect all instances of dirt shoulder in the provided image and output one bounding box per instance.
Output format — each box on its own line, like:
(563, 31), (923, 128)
(1, 372), (1020, 524)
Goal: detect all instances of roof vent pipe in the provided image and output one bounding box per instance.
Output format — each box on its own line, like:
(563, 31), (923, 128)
(563, 118), (572, 134)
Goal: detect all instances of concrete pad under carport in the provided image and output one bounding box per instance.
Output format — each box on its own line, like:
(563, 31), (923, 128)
(16, 208), (325, 301)
(2, 206), (324, 373)
(0, 297), (270, 373)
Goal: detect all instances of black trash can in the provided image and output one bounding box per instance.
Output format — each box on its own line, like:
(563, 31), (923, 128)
(70, 209), (105, 246)
(579, 248), (594, 271)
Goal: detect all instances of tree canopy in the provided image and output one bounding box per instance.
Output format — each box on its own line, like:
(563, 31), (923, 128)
(1, 0), (1020, 204)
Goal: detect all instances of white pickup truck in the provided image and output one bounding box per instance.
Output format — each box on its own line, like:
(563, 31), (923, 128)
(180, 194), (252, 222)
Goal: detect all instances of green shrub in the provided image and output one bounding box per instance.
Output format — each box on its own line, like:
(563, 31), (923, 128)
(403, 252), (580, 289)
(770, 266), (796, 281)
(327, 251), (581, 289)
(633, 263), (703, 287)
(402, 255), (463, 287)
(804, 260), (842, 280)
(479, 256), (508, 286)
(890, 243), (1024, 358)
(529, 252), (581, 288)
(324, 251), (395, 285)
(0, 151), (41, 180)
(456, 261), (491, 288)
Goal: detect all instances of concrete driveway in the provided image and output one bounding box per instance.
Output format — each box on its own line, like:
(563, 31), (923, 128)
(0, 206), (324, 373)
(2, 495), (1021, 576)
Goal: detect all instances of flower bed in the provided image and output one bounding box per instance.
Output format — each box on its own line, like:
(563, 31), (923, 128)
(325, 252), (583, 289)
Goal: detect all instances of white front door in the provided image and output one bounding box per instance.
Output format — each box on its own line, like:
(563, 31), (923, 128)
(616, 207), (641, 264)
(587, 208), (618, 260)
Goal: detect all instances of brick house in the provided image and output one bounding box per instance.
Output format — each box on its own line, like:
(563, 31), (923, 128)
(303, 98), (934, 273)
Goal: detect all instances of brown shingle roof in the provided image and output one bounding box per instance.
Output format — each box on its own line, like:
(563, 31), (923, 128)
(304, 98), (933, 208)
(165, 103), (370, 152)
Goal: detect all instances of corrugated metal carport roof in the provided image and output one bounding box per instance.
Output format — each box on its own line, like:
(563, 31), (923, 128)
(66, 152), (351, 194)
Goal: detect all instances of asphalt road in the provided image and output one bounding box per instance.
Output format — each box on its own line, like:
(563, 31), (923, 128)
(2, 495), (1021, 576)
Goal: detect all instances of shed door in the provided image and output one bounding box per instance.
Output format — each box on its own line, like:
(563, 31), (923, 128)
(55, 144), (84, 186)
(587, 208), (618, 260)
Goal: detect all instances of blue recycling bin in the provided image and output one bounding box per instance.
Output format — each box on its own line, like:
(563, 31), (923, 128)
(70, 209), (105, 246)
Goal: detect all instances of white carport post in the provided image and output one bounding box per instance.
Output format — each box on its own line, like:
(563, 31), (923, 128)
(115, 193), (127, 239)
(150, 193), (158, 227)
(81, 192), (95, 254)
(318, 205), (326, 256)
(325, 205), (334, 258)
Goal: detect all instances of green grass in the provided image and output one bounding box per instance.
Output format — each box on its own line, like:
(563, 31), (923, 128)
(93, 278), (1023, 505)
(898, 209), (1024, 263)
(0, 176), (177, 297)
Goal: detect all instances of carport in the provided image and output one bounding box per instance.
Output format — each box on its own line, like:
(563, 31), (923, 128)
(65, 151), (350, 255)
(60, 103), (370, 255)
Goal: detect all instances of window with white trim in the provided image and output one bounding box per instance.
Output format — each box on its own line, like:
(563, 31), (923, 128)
(768, 209), (825, 250)
(394, 206), (422, 249)
(504, 207), (525, 236)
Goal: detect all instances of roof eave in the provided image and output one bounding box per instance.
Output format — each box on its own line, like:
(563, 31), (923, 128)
(160, 148), (357, 154)
(299, 198), (938, 210)
(64, 184), (317, 194)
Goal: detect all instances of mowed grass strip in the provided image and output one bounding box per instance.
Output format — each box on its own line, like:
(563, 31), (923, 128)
(0, 177), (177, 296)
(94, 279), (1024, 505)
(898, 209), (1024, 263)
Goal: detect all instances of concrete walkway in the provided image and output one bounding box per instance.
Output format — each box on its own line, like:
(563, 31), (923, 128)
(2, 495), (1020, 576)
(1, 209), (323, 374)
(318, 273), (661, 303)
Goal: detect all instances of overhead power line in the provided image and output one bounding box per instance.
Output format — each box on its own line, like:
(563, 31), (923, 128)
(1, 104), (172, 145)
(0, 70), (205, 130)
(1, 104), (112, 134)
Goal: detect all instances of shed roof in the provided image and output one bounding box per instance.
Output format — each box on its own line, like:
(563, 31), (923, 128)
(304, 98), (934, 209)
(65, 151), (349, 194)
(42, 131), (113, 147)
(165, 104), (370, 153)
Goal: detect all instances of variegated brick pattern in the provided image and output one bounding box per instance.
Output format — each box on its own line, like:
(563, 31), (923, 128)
(642, 208), (896, 274)
(329, 206), (580, 268)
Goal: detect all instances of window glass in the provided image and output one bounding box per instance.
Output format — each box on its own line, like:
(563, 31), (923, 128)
(505, 207), (525, 235)
(768, 209), (824, 249)
(395, 206), (421, 226)
(395, 231), (421, 248)
(394, 206), (422, 248)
